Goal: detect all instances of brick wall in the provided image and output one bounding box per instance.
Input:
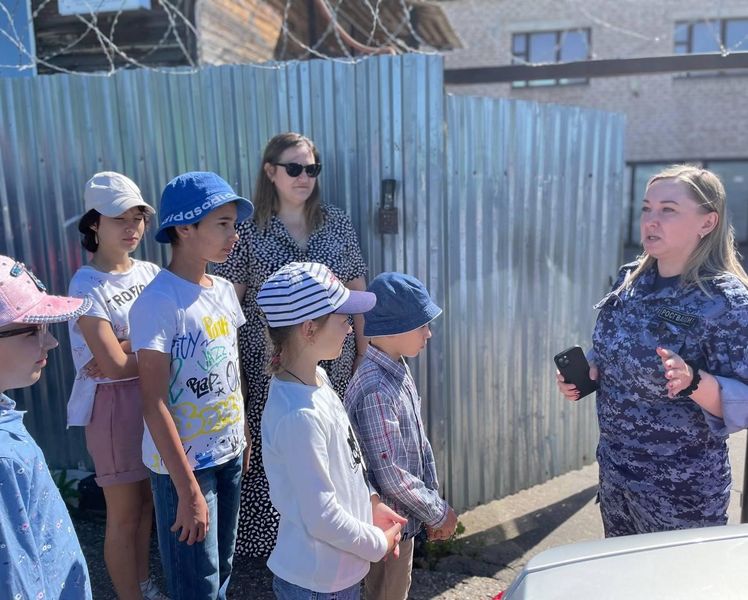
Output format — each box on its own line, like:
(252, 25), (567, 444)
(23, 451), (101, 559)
(441, 0), (748, 162)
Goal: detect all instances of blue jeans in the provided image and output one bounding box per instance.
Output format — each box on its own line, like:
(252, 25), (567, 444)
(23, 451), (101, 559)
(150, 454), (242, 600)
(273, 576), (361, 600)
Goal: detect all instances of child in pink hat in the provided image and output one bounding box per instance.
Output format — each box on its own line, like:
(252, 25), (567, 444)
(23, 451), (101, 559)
(0, 255), (92, 599)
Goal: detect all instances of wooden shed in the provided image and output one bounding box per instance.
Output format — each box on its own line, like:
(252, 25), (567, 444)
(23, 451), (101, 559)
(32, 0), (461, 74)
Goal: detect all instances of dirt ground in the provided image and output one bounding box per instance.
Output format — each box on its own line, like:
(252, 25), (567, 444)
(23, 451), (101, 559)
(75, 430), (746, 598)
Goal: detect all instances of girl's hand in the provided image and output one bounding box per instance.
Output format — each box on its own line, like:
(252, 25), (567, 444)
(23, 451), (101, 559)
(656, 346), (694, 398)
(556, 363), (598, 401)
(383, 523), (402, 557)
(83, 358), (105, 379)
(372, 496), (408, 531)
(371, 496), (406, 560)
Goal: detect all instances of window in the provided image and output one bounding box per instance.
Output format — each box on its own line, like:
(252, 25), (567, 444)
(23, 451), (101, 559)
(674, 18), (748, 54)
(710, 161), (748, 243)
(627, 161), (748, 247)
(511, 29), (590, 88)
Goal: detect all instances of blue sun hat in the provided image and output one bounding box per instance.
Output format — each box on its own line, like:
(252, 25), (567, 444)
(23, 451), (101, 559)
(155, 171), (254, 243)
(364, 272), (442, 337)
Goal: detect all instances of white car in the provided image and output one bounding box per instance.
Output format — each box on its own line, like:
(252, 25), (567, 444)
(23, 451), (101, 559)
(500, 524), (748, 599)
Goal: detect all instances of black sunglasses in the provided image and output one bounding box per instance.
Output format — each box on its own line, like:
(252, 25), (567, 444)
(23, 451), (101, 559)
(273, 162), (322, 178)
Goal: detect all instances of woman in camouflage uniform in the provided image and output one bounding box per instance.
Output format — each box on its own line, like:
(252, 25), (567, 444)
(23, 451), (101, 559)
(558, 165), (748, 537)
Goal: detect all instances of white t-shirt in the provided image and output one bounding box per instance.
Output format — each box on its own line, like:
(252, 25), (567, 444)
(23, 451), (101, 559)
(130, 269), (247, 474)
(67, 259), (160, 426)
(262, 368), (388, 593)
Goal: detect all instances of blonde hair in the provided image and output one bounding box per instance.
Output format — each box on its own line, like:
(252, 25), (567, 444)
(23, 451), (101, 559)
(253, 132), (324, 232)
(621, 164), (748, 294)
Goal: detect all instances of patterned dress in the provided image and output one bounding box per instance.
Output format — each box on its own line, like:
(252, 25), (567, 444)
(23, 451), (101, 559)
(214, 204), (367, 557)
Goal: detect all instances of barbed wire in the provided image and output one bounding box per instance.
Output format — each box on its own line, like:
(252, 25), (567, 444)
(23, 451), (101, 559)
(507, 0), (748, 69)
(159, 0), (196, 68)
(0, 0), (746, 77)
(1, 0), (198, 75)
(275, 0), (349, 61)
(317, 0), (354, 59)
(364, 0), (383, 46)
(0, 0), (429, 75)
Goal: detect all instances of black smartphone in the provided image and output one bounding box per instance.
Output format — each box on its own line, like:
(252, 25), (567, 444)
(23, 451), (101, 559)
(553, 345), (598, 399)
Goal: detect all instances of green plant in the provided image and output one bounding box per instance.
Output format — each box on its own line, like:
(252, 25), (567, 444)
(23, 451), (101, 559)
(52, 469), (80, 511)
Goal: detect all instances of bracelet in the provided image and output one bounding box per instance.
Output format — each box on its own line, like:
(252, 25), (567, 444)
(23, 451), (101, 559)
(677, 361), (703, 397)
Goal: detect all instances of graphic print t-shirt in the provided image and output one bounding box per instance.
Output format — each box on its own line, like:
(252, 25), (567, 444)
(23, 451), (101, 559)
(130, 269), (247, 474)
(67, 259), (160, 426)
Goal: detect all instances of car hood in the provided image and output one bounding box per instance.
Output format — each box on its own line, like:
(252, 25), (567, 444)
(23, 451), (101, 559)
(504, 524), (748, 599)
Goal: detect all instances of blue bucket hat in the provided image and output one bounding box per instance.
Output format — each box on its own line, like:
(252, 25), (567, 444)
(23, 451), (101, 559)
(364, 272), (442, 337)
(155, 171), (254, 243)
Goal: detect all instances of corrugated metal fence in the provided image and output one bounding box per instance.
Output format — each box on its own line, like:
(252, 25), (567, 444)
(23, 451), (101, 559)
(441, 96), (625, 509)
(0, 54), (625, 512)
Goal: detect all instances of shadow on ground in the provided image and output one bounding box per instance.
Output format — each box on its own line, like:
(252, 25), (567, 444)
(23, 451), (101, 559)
(419, 485), (599, 594)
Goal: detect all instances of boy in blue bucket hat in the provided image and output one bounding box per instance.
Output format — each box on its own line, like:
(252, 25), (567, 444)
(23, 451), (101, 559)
(344, 272), (457, 600)
(129, 172), (253, 600)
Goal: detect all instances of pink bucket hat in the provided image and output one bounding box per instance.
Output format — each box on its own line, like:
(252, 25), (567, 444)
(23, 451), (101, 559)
(0, 256), (92, 327)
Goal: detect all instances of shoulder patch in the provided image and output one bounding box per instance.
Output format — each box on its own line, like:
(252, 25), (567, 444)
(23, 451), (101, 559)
(656, 307), (698, 328)
(709, 273), (748, 309)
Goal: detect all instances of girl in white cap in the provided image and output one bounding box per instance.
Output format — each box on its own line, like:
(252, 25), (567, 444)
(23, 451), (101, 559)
(257, 262), (406, 600)
(66, 172), (167, 600)
(0, 255), (92, 599)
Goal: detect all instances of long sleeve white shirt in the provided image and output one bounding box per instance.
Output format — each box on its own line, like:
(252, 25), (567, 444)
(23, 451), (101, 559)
(262, 368), (388, 592)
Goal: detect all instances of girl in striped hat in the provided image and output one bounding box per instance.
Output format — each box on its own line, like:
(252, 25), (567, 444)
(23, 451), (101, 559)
(257, 262), (406, 600)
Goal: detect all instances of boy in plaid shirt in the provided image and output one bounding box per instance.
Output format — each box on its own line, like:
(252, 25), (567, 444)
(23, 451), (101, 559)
(344, 272), (457, 600)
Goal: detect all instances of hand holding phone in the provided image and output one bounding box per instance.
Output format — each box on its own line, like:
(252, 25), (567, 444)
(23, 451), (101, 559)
(554, 345), (598, 400)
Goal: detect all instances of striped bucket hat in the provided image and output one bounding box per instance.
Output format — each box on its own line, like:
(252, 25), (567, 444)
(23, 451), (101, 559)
(257, 262), (376, 328)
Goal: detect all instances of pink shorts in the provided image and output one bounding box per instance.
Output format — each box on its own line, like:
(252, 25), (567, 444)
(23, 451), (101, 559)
(85, 379), (148, 487)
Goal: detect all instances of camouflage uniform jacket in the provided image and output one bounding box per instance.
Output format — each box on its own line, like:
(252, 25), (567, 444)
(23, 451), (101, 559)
(591, 261), (748, 498)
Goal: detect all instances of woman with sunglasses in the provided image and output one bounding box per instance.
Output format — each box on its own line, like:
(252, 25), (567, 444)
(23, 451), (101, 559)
(214, 132), (369, 558)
